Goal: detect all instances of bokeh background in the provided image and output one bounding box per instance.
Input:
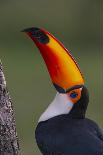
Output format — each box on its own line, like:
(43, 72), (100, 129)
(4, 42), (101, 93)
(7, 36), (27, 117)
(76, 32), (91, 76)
(0, 0), (103, 154)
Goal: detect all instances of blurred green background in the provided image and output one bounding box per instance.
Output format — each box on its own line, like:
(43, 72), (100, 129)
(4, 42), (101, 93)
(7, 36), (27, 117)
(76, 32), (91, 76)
(0, 0), (103, 154)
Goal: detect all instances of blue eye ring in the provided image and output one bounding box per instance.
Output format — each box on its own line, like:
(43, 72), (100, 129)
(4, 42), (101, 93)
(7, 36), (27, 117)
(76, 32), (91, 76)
(70, 91), (78, 98)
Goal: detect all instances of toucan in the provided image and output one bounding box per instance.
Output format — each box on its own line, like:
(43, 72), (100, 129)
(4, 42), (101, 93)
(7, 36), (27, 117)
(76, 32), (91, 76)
(22, 27), (103, 155)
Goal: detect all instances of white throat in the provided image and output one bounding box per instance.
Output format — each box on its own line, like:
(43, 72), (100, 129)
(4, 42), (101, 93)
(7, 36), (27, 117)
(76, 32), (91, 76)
(38, 93), (73, 122)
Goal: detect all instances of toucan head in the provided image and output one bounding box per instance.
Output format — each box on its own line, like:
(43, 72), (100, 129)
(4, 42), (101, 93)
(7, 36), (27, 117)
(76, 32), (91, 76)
(22, 27), (89, 121)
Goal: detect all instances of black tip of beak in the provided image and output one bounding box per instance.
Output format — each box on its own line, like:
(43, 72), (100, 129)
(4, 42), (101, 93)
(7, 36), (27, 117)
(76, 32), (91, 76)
(21, 27), (49, 44)
(21, 27), (40, 32)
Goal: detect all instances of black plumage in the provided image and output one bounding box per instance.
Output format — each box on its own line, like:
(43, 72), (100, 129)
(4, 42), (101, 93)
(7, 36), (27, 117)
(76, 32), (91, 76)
(35, 87), (103, 155)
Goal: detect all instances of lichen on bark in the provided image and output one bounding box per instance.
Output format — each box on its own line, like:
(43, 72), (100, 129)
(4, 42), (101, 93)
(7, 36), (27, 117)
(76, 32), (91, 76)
(0, 62), (20, 155)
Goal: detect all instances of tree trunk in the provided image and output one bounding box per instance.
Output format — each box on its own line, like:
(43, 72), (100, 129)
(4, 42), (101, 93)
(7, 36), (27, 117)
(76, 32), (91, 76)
(0, 62), (20, 155)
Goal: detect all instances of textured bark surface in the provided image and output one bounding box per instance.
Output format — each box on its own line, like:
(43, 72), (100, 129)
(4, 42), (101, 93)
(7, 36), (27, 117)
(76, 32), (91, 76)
(0, 62), (20, 155)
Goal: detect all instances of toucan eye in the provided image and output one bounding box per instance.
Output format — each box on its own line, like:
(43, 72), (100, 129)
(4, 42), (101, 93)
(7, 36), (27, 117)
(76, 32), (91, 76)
(70, 91), (78, 98)
(68, 88), (82, 103)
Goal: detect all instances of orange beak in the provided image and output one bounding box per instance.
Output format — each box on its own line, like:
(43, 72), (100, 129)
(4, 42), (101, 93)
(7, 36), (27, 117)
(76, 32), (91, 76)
(22, 27), (84, 93)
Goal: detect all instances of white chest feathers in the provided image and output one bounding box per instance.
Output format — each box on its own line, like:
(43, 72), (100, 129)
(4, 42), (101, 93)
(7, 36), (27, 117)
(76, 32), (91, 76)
(38, 93), (74, 122)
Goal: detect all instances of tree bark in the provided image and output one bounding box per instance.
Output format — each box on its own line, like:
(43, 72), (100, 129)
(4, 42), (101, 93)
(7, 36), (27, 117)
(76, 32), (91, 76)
(0, 62), (20, 155)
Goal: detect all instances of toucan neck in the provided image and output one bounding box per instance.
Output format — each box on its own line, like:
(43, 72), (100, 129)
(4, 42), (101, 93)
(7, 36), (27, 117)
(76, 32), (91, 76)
(68, 102), (86, 119)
